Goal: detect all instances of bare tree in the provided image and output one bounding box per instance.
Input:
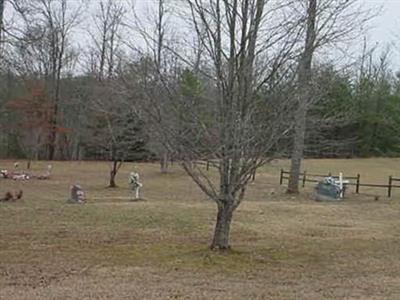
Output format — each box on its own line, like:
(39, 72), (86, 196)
(154, 0), (171, 173)
(89, 0), (125, 81)
(0, 0), (7, 60)
(287, 0), (317, 193)
(5, 0), (82, 160)
(87, 84), (145, 188)
(131, 0), (173, 173)
(287, 0), (376, 193)
(0, 0), (4, 44)
(129, 0), (299, 250)
(42, 0), (81, 160)
(87, 0), (135, 188)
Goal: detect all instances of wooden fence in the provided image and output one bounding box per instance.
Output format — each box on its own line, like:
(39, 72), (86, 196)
(279, 169), (400, 197)
(194, 160), (257, 181)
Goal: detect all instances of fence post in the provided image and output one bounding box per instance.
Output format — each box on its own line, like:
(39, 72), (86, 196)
(388, 175), (393, 198)
(280, 169), (284, 185)
(252, 169), (256, 181)
(302, 171), (307, 188)
(356, 174), (360, 194)
(206, 160), (210, 171)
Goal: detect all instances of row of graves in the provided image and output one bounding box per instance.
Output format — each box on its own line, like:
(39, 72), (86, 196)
(0, 163), (53, 202)
(0, 163), (356, 203)
(64, 172), (143, 204)
(1, 161), (143, 204)
(1, 161), (346, 204)
(1, 162), (52, 181)
(2, 160), (344, 203)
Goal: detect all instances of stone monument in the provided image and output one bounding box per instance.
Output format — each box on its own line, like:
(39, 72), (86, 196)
(67, 184), (86, 203)
(314, 177), (343, 202)
(129, 172), (143, 200)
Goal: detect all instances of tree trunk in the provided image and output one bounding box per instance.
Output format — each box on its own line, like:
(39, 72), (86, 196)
(0, 0), (4, 44)
(109, 172), (116, 187)
(287, 0), (316, 194)
(211, 203), (234, 250)
(109, 161), (118, 187)
(287, 101), (307, 193)
(48, 132), (56, 160)
(160, 151), (168, 173)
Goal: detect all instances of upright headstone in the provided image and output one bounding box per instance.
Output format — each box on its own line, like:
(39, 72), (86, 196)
(67, 185), (86, 203)
(314, 177), (341, 202)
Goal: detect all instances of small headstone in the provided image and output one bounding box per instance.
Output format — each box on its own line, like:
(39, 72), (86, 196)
(129, 172), (143, 200)
(67, 184), (85, 203)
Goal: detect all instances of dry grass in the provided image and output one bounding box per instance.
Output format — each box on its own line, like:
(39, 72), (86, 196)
(1, 159), (400, 299)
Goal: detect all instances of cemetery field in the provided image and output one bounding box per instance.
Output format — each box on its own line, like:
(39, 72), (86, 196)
(2, 159), (400, 299)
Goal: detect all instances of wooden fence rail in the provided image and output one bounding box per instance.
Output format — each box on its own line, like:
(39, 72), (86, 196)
(194, 160), (257, 181)
(280, 169), (400, 197)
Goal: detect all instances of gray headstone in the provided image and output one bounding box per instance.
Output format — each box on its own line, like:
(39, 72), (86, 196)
(68, 185), (85, 203)
(315, 181), (341, 202)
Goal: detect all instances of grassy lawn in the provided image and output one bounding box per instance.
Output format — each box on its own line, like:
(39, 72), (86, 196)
(1, 159), (400, 299)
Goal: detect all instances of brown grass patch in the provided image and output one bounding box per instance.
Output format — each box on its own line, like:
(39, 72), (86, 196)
(1, 159), (400, 299)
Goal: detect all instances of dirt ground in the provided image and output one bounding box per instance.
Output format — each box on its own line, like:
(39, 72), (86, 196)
(1, 159), (400, 299)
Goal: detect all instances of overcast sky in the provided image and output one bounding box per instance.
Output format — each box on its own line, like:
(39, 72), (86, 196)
(370, 0), (399, 40)
(135, 0), (400, 69)
(3, 0), (400, 70)
(136, 0), (400, 43)
(367, 0), (400, 68)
